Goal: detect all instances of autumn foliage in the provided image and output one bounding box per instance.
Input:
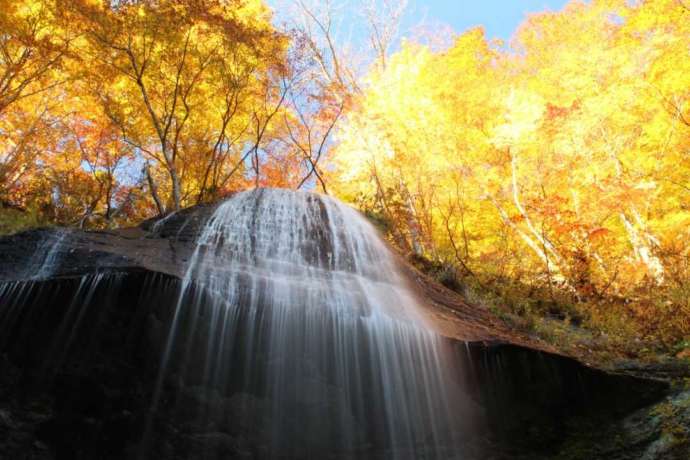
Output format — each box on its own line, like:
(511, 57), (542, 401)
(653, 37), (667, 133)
(329, 0), (690, 349)
(0, 0), (338, 229)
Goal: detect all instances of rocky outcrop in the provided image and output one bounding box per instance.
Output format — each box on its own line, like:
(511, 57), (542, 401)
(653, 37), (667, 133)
(0, 203), (551, 349)
(0, 203), (217, 283)
(0, 199), (685, 459)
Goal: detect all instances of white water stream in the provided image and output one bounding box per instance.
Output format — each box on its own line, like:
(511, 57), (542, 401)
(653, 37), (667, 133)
(150, 189), (473, 458)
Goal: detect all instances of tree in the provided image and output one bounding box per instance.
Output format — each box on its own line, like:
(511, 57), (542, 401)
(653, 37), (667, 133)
(0, 0), (72, 210)
(328, 0), (690, 342)
(0, 0), (70, 114)
(63, 0), (287, 212)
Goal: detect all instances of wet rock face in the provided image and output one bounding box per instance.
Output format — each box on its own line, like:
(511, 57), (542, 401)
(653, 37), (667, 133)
(0, 271), (459, 459)
(0, 191), (681, 459)
(0, 195), (544, 346)
(0, 270), (675, 460)
(462, 344), (672, 458)
(0, 202), (218, 284)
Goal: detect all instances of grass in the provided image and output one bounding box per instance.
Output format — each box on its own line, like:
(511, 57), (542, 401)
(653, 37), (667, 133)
(0, 206), (44, 236)
(405, 251), (690, 371)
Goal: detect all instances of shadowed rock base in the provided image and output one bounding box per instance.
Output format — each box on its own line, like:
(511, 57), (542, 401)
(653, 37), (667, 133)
(0, 271), (672, 459)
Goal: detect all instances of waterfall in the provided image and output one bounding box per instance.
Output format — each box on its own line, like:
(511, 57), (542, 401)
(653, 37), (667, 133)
(147, 188), (476, 459)
(23, 227), (70, 280)
(0, 189), (676, 460)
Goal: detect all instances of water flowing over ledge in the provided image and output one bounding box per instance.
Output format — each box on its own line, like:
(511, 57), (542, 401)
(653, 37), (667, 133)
(0, 189), (676, 459)
(145, 189), (478, 458)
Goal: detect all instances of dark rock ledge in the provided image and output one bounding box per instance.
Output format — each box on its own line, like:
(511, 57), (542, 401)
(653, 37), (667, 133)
(0, 202), (686, 460)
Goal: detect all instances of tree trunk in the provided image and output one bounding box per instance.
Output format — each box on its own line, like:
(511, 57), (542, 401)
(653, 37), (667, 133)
(168, 163), (182, 211)
(620, 212), (664, 283)
(145, 164), (165, 216)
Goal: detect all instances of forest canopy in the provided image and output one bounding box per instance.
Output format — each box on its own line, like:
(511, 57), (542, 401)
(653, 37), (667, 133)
(0, 0), (329, 227)
(1, 0), (689, 351)
(328, 0), (690, 350)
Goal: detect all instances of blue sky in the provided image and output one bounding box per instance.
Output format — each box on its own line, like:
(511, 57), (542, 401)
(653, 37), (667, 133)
(269, 1), (573, 45)
(407, 1), (571, 41)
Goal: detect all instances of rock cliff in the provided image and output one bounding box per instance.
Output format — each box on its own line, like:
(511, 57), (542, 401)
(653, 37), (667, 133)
(0, 195), (684, 459)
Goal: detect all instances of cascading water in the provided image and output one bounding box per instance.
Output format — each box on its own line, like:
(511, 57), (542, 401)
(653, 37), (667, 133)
(147, 188), (477, 459)
(23, 228), (71, 280)
(0, 189), (675, 460)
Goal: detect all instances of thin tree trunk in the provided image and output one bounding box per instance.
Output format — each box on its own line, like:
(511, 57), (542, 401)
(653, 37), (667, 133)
(510, 150), (562, 263)
(620, 212), (664, 283)
(145, 163), (165, 216)
(168, 162), (182, 210)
